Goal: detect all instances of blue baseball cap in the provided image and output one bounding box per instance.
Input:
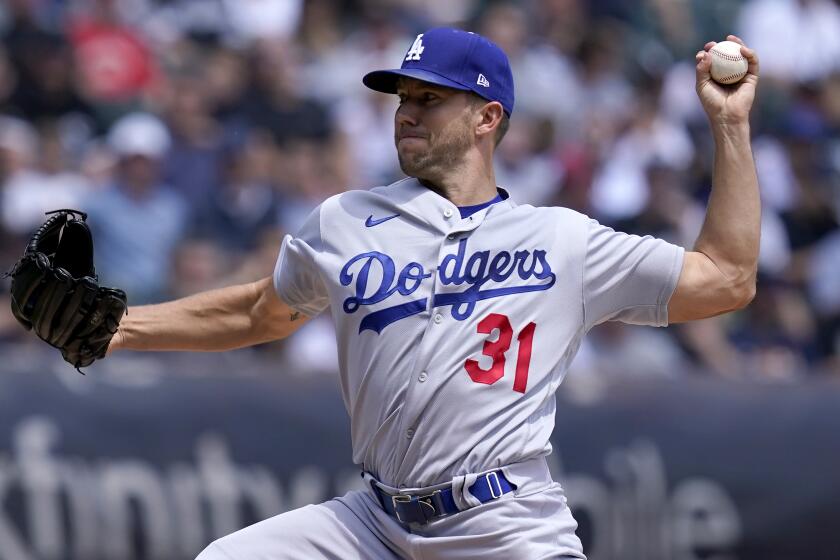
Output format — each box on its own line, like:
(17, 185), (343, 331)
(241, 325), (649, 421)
(363, 27), (515, 116)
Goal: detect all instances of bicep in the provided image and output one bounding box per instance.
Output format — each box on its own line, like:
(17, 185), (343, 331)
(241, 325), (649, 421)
(668, 251), (748, 323)
(252, 276), (312, 342)
(582, 219), (684, 330)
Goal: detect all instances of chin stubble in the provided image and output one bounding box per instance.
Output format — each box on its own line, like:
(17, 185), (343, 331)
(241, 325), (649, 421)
(398, 115), (472, 178)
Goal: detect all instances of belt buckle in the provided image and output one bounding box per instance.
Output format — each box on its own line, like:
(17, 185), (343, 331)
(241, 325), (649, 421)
(391, 494), (412, 524)
(419, 490), (439, 514)
(391, 491), (439, 524)
(486, 471), (503, 499)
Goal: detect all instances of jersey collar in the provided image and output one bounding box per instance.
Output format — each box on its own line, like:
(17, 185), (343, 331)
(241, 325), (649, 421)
(388, 178), (516, 234)
(458, 191), (504, 219)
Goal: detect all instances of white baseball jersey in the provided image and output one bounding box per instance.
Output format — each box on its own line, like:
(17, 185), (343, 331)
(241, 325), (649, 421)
(274, 177), (684, 489)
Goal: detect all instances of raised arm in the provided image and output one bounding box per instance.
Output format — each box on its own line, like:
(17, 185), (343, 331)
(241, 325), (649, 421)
(668, 36), (760, 323)
(108, 276), (309, 353)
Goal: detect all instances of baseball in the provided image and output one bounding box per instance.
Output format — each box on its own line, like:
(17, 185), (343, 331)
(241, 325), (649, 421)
(709, 40), (748, 85)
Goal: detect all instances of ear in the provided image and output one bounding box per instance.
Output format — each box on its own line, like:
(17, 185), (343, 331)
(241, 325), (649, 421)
(475, 101), (504, 141)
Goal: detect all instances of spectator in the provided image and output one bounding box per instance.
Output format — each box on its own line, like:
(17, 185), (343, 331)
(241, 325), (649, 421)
(479, 3), (584, 137)
(576, 23), (636, 132)
(83, 112), (188, 304)
(168, 238), (233, 299)
(334, 89), (403, 187)
(67, 0), (159, 120)
(580, 321), (689, 379)
(243, 40), (332, 146)
(738, 0), (840, 84)
(300, 12), (409, 106)
(0, 118), (92, 237)
(729, 279), (815, 379)
(590, 91), (694, 220)
(274, 138), (347, 234)
(195, 130), (281, 252)
(2, 2), (93, 124)
(494, 114), (562, 207)
(162, 73), (225, 218)
(613, 161), (704, 248)
(221, 0), (302, 44)
(204, 47), (250, 121)
(807, 231), (840, 370)
(0, 0), (835, 377)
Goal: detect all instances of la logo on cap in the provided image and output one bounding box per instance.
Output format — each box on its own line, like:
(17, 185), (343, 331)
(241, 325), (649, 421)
(405, 34), (425, 61)
(362, 27), (515, 117)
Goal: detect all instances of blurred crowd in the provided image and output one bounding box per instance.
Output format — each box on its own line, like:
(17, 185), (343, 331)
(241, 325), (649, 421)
(0, 0), (838, 380)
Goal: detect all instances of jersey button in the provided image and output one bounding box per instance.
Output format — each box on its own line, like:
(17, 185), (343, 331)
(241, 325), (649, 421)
(443, 208), (453, 218)
(447, 234), (455, 240)
(418, 372), (428, 382)
(406, 429), (415, 439)
(433, 314), (443, 324)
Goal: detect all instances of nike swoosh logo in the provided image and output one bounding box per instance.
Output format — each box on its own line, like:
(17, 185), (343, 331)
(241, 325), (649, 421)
(365, 213), (400, 227)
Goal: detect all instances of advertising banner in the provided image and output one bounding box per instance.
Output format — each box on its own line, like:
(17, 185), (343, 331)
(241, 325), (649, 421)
(0, 363), (836, 560)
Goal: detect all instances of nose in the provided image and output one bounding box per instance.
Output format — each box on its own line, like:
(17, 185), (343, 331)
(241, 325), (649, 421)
(395, 100), (419, 127)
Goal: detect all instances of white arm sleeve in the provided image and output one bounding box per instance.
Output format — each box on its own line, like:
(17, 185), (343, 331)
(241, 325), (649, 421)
(273, 205), (330, 317)
(583, 219), (684, 330)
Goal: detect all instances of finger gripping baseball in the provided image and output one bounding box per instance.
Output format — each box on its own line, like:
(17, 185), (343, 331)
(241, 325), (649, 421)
(5, 209), (127, 371)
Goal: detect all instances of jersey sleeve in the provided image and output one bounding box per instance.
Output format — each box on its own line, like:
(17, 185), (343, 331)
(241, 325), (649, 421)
(582, 219), (684, 330)
(273, 205), (330, 317)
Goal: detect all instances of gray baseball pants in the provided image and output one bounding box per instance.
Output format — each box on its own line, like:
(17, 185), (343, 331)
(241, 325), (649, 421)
(196, 458), (586, 559)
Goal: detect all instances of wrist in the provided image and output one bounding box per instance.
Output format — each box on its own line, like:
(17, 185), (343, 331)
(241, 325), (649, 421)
(712, 121), (750, 144)
(107, 326), (125, 355)
(710, 119), (750, 138)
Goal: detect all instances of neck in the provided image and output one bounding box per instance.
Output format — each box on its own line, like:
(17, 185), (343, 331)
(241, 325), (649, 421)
(417, 151), (498, 206)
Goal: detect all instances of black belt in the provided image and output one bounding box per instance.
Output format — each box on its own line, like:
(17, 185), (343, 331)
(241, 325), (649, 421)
(370, 470), (516, 525)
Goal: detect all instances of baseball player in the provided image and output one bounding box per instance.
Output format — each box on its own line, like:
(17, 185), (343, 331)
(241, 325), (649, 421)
(108, 28), (760, 559)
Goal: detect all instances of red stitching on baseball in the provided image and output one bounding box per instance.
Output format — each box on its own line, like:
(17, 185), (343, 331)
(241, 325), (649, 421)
(719, 72), (746, 82)
(712, 50), (744, 62)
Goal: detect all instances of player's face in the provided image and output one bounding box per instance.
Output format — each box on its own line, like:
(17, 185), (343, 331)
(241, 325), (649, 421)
(394, 79), (475, 180)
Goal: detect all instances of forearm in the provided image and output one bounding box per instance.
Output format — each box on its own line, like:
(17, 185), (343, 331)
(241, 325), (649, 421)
(694, 122), (760, 291)
(112, 278), (297, 352)
(668, 37), (761, 322)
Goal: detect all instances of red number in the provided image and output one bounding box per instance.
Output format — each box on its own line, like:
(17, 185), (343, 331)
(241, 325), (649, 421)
(464, 314), (537, 393)
(464, 313), (512, 385)
(513, 322), (536, 393)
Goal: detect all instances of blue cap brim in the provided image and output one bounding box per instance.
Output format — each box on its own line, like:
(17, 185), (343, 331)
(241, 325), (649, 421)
(363, 68), (472, 94)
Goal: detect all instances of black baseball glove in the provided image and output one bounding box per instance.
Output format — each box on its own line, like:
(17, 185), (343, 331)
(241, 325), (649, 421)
(4, 209), (127, 370)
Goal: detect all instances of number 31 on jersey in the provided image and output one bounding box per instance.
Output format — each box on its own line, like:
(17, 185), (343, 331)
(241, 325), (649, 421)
(464, 313), (536, 394)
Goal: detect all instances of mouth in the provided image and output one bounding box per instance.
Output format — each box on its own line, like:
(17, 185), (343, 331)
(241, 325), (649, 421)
(398, 128), (428, 141)
(398, 134), (428, 146)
